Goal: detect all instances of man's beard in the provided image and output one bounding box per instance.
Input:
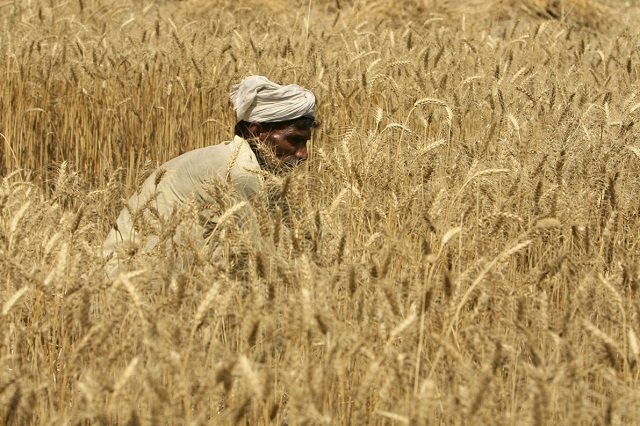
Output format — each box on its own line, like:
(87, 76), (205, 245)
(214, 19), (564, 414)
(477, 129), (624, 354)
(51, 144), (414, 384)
(281, 156), (303, 169)
(262, 156), (301, 175)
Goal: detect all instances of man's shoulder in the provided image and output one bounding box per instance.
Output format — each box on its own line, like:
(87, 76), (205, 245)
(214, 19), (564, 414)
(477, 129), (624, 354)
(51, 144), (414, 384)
(161, 139), (238, 168)
(176, 140), (235, 159)
(163, 137), (259, 175)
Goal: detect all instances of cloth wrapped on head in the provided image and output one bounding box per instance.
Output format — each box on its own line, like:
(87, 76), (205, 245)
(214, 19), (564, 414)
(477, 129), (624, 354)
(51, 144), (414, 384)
(230, 75), (315, 123)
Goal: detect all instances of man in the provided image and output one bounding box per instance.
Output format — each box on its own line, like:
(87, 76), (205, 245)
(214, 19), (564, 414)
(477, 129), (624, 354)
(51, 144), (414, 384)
(102, 75), (316, 271)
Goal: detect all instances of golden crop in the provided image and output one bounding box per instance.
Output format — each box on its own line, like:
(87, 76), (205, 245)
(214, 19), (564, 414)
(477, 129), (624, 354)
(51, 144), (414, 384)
(2, 0), (640, 424)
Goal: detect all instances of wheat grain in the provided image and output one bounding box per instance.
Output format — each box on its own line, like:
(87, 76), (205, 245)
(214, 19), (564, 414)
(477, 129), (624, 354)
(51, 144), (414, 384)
(2, 1), (640, 423)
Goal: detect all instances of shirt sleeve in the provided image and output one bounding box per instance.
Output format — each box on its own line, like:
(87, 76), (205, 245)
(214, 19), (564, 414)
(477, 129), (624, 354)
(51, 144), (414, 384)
(102, 140), (264, 269)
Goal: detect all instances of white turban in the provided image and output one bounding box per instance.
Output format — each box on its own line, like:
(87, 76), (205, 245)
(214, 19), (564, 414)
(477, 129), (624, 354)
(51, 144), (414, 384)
(230, 75), (315, 123)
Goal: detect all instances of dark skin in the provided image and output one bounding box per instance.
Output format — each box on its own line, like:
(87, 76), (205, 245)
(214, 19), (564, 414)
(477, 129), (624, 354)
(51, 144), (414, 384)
(247, 122), (312, 167)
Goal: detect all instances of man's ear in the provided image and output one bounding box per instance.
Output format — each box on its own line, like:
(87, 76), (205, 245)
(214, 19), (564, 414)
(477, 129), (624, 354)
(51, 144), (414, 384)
(248, 123), (262, 138)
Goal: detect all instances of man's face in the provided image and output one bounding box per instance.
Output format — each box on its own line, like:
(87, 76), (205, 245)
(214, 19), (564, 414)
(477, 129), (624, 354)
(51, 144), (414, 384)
(250, 122), (312, 168)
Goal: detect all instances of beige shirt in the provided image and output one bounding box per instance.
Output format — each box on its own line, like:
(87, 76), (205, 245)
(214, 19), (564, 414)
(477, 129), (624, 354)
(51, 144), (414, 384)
(103, 136), (262, 266)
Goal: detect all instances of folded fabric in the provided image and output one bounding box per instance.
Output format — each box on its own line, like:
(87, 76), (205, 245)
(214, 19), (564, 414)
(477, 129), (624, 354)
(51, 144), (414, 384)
(230, 75), (315, 123)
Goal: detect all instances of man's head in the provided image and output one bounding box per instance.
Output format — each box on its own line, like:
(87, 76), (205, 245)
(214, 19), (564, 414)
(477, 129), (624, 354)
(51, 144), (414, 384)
(230, 76), (317, 169)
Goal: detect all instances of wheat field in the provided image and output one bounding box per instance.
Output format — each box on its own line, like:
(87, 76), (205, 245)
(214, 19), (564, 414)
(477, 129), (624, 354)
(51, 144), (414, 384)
(2, 0), (640, 424)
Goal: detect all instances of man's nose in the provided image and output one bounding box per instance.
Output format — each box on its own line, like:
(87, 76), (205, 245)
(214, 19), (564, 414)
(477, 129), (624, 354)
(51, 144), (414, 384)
(296, 145), (308, 161)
